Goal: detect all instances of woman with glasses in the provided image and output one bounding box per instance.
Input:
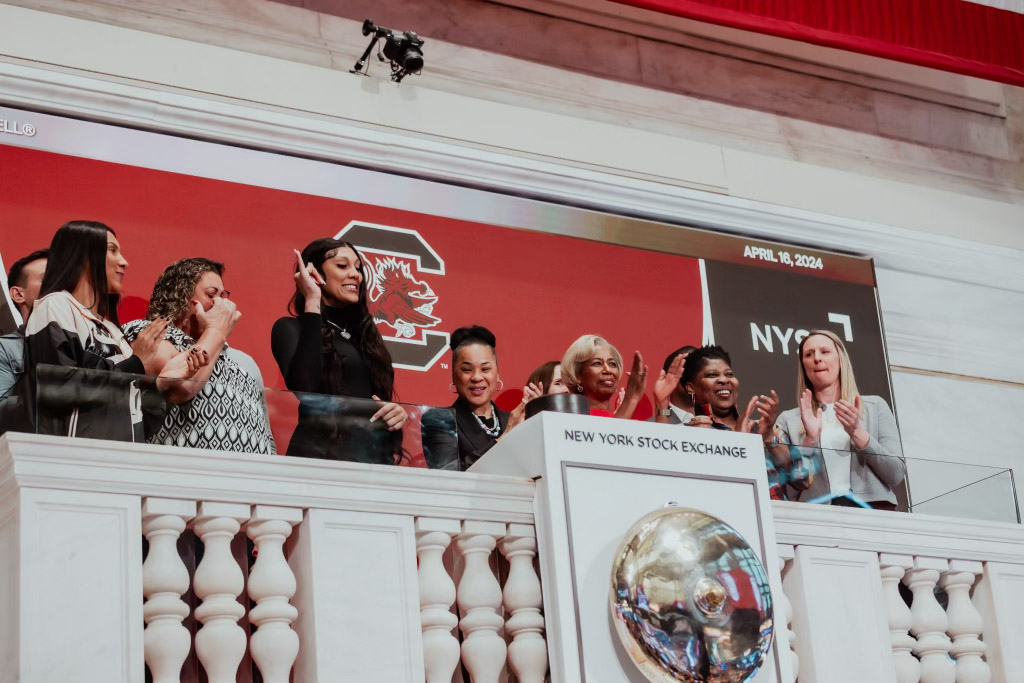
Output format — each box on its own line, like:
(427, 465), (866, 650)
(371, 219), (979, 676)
(122, 257), (275, 453)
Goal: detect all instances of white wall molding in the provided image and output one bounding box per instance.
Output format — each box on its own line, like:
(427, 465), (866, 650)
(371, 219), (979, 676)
(0, 59), (1021, 298)
(1, 1), (1022, 200)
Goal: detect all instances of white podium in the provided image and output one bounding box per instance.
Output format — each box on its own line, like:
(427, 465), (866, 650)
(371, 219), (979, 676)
(471, 412), (793, 683)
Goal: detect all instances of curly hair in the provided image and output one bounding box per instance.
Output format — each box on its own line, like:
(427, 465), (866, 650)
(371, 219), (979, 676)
(146, 258), (224, 326)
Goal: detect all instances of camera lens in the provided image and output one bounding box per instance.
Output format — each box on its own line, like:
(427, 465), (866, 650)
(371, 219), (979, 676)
(402, 48), (424, 72)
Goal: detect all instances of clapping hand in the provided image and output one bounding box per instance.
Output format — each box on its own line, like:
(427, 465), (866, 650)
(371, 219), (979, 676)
(833, 395), (862, 435)
(798, 388), (823, 444)
(740, 390), (780, 440)
(653, 353), (685, 410)
(508, 381), (544, 430)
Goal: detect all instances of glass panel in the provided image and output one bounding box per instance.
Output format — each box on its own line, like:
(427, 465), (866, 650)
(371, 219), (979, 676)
(906, 458), (1017, 523)
(31, 364), (457, 469)
(773, 443), (1018, 521)
(263, 386), (456, 469)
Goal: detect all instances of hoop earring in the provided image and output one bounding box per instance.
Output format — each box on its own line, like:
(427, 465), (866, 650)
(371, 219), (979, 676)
(576, 384), (583, 394)
(496, 380), (504, 392)
(449, 383), (457, 394)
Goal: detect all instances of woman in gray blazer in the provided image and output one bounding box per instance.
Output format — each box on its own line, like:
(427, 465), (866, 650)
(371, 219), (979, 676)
(775, 329), (905, 510)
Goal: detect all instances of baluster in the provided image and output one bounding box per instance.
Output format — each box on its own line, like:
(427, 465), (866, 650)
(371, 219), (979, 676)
(142, 498), (195, 683)
(777, 544), (799, 682)
(246, 505), (302, 683)
(500, 524), (548, 683)
(456, 520), (508, 683)
(416, 517), (462, 683)
(192, 502), (250, 683)
(880, 554), (920, 683)
(940, 560), (989, 683)
(905, 557), (955, 683)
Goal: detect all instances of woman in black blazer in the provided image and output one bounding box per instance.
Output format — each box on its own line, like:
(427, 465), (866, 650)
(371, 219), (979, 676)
(449, 325), (535, 470)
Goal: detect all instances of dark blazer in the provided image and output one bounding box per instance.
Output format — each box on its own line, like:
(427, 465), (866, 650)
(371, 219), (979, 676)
(453, 397), (510, 471)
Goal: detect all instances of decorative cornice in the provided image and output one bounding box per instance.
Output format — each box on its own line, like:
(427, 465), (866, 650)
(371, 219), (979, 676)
(0, 60), (1020, 298)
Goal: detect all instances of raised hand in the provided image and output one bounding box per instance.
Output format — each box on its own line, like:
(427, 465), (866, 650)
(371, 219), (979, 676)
(294, 249), (325, 312)
(507, 382), (544, 431)
(835, 395), (871, 450)
(194, 297), (241, 339)
(370, 395), (408, 432)
(740, 390), (781, 439)
(623, 351), (647, 401)
(799, 388), (823, 445)
(522, 381), (544, 403)
(653, 353), (685, 410)
(130, 317), (170, 376)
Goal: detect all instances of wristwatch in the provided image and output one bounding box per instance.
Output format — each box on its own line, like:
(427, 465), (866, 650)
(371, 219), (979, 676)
(657, 407), (673, 417)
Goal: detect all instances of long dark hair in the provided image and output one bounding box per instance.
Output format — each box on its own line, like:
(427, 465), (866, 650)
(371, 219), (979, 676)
(288, 238), (395, 400)
(39, 221), (120, 325)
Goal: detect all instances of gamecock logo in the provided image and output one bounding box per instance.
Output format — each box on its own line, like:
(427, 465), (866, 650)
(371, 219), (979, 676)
(335, 221), (450, 371)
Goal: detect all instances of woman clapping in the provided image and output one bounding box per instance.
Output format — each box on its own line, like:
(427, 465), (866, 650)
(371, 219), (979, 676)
(775, 330), (905, 509)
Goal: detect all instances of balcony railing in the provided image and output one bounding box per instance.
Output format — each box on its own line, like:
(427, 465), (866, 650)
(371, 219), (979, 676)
(1, 365), (1023, 682)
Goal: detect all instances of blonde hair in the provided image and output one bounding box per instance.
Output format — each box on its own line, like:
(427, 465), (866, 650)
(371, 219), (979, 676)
(561, 334), (622, 392)
(797, 329), (861, 413)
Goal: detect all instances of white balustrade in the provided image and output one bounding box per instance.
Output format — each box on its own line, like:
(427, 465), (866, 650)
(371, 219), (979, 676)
(246, 505), (302, 683)
(905, 557), (955, 683)
(416, 517), (462, 683)
(500, 524), (548, 683)
(192, 501), (250, 683)
(940, 560), (989, 683)
(456, 520), (508, 683)
(141, 497), (195, 683)
(11, 433), (1024, 683)
(776, 544), (799, 682)
(879, 554), (920, 683)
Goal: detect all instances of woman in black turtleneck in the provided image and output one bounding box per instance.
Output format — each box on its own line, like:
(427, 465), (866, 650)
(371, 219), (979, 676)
(271, 238), (406, 462)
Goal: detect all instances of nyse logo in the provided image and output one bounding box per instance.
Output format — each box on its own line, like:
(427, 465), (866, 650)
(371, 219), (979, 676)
(336, 221), (449, 371)
(750, 313), (853, 354)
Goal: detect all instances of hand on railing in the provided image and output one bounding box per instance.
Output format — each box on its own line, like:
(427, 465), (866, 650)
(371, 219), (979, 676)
(371, 395), (408, 431)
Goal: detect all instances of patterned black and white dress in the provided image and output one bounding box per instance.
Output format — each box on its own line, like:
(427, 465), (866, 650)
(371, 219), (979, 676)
(122, 320), (276, 454)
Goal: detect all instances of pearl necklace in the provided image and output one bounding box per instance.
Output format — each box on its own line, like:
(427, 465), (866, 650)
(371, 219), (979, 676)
(473, 404), (502, 438)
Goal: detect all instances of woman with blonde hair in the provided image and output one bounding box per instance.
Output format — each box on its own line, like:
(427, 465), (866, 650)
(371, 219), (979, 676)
(774, 329), (905, 510)
(561, 334), (646, 418)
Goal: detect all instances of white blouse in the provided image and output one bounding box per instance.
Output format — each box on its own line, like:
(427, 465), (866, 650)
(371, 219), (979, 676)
(820, 403), (852, 496)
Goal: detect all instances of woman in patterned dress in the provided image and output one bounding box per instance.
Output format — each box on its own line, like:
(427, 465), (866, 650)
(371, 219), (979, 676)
(123, 258), (276, 454)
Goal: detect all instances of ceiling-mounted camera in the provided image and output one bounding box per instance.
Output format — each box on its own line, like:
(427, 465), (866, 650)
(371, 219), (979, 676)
(351, 19), (425, 83)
